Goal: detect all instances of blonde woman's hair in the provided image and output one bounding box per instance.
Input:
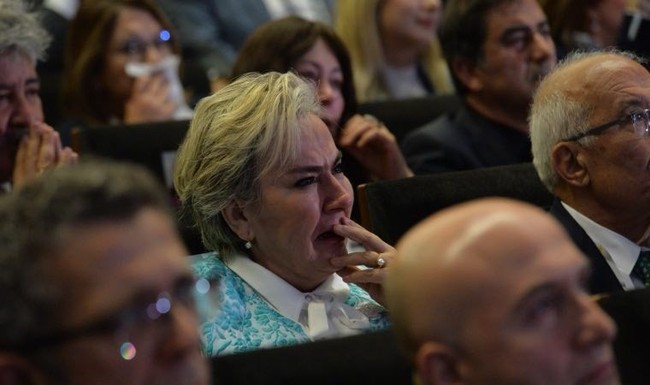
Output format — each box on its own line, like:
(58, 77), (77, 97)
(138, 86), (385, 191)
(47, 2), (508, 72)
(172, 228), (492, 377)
(335, 0), (453, 102)
(173, 72), (321, 256)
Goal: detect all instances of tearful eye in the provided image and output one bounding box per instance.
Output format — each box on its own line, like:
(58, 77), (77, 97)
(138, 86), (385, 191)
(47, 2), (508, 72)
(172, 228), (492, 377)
(295, 176), (316, 187)
(121, 40), (146, 55)
(630, 110), (650, 136)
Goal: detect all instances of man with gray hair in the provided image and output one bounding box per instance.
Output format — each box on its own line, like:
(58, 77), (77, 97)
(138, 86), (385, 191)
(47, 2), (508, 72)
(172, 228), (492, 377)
(0, 160), (212, 385)
(530, 50), (650, 294)
(0, 0), (76, 192)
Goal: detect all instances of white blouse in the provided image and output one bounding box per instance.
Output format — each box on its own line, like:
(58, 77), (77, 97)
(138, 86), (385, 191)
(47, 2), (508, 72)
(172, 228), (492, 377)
(225, 253), (371, 339)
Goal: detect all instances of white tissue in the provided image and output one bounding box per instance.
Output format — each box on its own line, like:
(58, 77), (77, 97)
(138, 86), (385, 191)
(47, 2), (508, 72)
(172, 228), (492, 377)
(124, 55), (193, 120)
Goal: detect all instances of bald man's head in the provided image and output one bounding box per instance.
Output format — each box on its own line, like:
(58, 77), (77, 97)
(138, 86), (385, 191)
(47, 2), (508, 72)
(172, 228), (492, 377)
(385, 198), (618, 385)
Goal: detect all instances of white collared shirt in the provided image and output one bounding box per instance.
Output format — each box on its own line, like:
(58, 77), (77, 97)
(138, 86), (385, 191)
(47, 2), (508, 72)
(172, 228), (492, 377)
(261, 0), (331, 24)
(563, 202), (645, 290)
(382, 64), (428, 100)
(224, 253), (370, 338)
(43, 0), (80, 20)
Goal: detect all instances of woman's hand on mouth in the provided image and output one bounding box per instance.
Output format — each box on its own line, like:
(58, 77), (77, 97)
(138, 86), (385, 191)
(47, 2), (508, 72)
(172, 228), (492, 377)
(329, 218), (395, 306)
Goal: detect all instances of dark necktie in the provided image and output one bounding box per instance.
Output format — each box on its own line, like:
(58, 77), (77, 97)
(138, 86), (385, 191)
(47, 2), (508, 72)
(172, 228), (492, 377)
(632, 250), (650, 287)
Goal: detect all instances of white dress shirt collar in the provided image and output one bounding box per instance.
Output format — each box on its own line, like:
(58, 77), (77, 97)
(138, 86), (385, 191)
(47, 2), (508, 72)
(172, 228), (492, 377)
(224, 253), (369, 338)
(563, 202), (644, 289)
(225, 253), (352, 320)
(261, 0), (331, 23)
(43, 0), (79, 20)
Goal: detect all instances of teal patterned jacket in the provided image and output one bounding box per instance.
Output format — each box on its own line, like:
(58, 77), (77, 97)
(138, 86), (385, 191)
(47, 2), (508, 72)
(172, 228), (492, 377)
(191, 252), (390, 356)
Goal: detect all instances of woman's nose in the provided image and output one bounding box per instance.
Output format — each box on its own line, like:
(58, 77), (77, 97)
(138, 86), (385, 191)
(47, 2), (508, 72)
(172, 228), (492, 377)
(144, 44), (166, 64)
(318, 81), (334, 103)
(323, 174), (353, 213)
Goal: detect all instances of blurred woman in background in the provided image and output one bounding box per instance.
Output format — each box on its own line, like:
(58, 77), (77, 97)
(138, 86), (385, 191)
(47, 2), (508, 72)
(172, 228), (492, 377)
(335, 0), (453, 102)
(62, 0), (191, 127)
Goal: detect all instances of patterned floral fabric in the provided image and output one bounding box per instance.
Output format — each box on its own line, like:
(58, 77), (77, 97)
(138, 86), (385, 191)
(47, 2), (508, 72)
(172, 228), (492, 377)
(191, 252), (390, 356)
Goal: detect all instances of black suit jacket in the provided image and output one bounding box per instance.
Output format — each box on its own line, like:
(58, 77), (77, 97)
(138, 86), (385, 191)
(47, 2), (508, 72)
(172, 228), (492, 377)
(618, 13), (650, 61)
(597, 288), (650, 385)
(549, 199), (623, 294)
(401, 103), (531, 175)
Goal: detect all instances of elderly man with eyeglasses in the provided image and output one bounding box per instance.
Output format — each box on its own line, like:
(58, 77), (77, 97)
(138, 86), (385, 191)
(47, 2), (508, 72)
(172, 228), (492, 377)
(0, 160), (213, 385)
(530, 50), (650, 294)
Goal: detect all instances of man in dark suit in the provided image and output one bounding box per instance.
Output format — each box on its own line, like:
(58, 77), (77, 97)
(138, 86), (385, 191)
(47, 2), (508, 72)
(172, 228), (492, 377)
(530, 50), (650, 294)
(618, 2), (650, 60)
(401, 0), (556, 174)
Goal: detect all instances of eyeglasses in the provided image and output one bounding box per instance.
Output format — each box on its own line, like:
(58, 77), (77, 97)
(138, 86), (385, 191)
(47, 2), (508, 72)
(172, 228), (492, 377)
(114, 29), (172, 61)
(3, 276), (219, 360)
(564, 109), (650, 142)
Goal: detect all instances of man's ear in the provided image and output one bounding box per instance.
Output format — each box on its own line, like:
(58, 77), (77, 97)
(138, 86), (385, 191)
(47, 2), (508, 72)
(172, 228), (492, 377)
(452, 57), (482, 93)
(221, 200), (254, 242)
(551, 142), (590, 187)
(0, 353), (45, 385)
(414, 341), (462, 385)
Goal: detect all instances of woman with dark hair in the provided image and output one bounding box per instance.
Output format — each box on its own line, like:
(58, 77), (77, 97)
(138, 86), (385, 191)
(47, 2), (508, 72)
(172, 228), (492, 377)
(62, 0), (191, 126)
(231, 16), (413, 192)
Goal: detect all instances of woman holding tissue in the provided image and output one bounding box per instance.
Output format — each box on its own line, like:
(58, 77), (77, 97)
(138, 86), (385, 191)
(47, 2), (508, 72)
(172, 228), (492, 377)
(174, 72), (393, 356)
(62, 0), (191, 126)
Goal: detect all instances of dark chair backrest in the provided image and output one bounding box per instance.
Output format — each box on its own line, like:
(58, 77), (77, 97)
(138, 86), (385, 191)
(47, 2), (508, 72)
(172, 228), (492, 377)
(357, 94), (460, 144)
(71, 119), (190, 188)
(358, 162), (554, 245)
(210, 330), (412, 385)
(39, 69), (67, 128)
(597, 288), (650, 385)
(71, 120), (208, 255)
